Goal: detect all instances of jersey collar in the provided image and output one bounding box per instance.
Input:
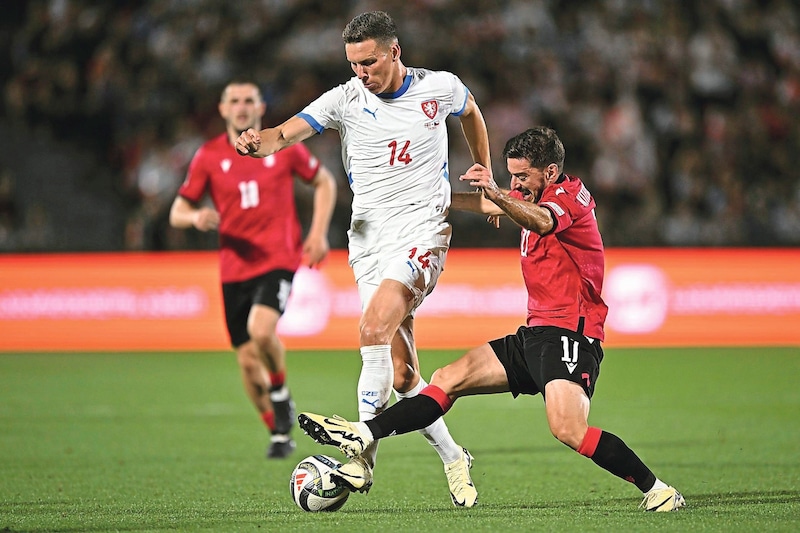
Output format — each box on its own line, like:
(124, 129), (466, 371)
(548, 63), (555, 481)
(378, 74), (412, 99)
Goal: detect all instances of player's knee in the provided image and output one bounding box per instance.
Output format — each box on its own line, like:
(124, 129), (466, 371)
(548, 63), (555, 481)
(236, 346), (260, 372)
(393, 361), (417, 392)
(548, 422), (584, 450)
(248, 326), (277, 351)
(359, 320), (394, 346)
(429, 365), (459, 395)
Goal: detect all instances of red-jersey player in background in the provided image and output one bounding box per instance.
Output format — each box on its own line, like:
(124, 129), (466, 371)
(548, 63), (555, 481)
(298, 127), (685, 511)
(170, 80), (336, 459)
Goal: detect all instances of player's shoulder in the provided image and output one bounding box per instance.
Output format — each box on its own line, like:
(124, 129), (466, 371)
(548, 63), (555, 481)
(312, 77), (365, 108)
(195, 133), (229, 158)
(187, 134), (228, 171)
(408, 66), (455, 78)
(264, 142), (314, 170)
(407, 68), (466, 104)
(561, 174), (586, 190)
(331, 77), (364, 98)
(409, 67), (460, 85)
(550, 174), (594, 207)
(548, 174), (580, 190)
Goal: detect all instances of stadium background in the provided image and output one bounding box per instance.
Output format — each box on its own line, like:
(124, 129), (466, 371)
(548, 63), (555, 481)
(1, 0), (799, 350)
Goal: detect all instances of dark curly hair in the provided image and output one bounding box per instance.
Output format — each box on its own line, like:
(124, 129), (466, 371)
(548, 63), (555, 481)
(502, 127), (565, 171)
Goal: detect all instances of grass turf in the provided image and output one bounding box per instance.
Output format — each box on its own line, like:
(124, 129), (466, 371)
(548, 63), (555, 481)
(0, 347), (798, 532)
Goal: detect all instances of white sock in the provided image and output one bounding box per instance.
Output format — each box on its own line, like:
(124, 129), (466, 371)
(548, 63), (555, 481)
(269, 385), (290, 402)
(349, 422), (377, 468)
(395, 376), (462, 464)
(358, 345), (393, 420)
(352, 421), (374, 440)
(645, 478), (669, 494)
(357, 345), (393, 468)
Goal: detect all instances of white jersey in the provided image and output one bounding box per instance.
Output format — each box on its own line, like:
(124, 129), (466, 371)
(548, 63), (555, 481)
(297, 67), (469, 218)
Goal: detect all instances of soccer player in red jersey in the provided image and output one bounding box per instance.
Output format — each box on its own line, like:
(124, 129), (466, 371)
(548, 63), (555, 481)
(299, 127), (685, 511)
(170, 80), (336, 459)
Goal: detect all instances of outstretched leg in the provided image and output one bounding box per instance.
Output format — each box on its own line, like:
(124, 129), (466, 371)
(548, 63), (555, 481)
(300, 343), (511, 445)
(545, 379), (685, 511)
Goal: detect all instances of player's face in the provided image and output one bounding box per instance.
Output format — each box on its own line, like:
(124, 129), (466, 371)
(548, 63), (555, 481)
(507, 158), (559, 203)
(219, 84), (265, 133)
(345, 39), (401, 94)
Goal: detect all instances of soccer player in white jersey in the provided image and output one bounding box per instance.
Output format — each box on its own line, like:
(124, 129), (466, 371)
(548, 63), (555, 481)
(235, 11), (490, 507)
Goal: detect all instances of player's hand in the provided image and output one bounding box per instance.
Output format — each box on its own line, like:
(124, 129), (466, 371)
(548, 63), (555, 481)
(302, 234), (330, 268)
(192, 207), (220, 231)
(460, 163), (502, 201)
(235, 128), (263, 157)
(486, 215), (501, 228)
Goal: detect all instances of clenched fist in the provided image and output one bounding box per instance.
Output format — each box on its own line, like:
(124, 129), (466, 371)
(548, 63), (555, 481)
(235, 128), (263, 157)
(192, 207), (220, 231)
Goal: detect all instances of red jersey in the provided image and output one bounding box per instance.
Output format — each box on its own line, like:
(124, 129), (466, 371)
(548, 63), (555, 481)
(517, 174), (608, 340)
(179, 134), (320, 283)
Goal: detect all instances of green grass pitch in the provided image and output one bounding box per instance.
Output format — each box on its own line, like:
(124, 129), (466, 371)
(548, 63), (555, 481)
(1, 347), (798, 532)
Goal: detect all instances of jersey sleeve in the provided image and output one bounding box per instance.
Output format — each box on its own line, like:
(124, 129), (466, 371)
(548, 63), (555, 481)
(178, 145), (210, 202)
(287, 143), (321, 183)
(444, 72), (470, 117)
(297, 84), (346, 133)
(539, 180), (596, 234)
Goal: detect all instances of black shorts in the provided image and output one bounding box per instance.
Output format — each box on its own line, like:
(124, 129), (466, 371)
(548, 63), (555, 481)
(221, 269), (294, 347)
(489, 326), (604, 400)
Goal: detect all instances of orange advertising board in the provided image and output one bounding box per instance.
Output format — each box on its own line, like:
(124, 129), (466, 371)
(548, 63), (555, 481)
(602, 248), (800, 347)
(1, 248), (799, 352)
(0, 252), (229, 352)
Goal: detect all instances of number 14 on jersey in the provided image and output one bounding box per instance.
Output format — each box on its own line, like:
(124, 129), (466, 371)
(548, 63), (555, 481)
(388, 140), (412, 165)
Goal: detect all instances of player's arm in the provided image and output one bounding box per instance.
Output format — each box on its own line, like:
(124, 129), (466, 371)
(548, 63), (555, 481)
(482, 189), (554, 235)
(458, 92), (491, 169)
(169, 195), (220, 232)
(450, 190), (504, 217)
(235, 115), (317, 158)
(302, 164), (337, 268)
(460, 163), (554, 234)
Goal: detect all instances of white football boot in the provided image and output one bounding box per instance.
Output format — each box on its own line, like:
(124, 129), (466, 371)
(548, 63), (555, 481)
(639, 486), (686, 512)
(298, 412), (372, 458)
(444, 447), (478, 507)
(330, 455), (374, 493)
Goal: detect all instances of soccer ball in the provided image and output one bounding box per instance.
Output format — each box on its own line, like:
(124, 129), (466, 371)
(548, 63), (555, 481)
(290, 454), (350, 512)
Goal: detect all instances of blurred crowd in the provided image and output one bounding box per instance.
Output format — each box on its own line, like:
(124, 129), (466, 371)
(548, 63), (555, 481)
(1, 0), (799, 251)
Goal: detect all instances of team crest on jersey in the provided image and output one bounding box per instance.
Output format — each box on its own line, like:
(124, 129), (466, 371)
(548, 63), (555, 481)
(220, 159), (232, 173)
(421, 100), (438, 119)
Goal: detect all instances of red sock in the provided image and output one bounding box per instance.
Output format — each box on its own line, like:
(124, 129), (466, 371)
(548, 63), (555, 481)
(420, 384), (454, 413)
(261, 410), (276, 431)
(577, 426), (602, 457)
(365, 385), (450, 439)
(268, 370), (286, 390)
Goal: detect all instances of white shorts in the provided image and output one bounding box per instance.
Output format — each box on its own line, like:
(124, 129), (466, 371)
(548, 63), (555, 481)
(348, 204), (451, 312)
